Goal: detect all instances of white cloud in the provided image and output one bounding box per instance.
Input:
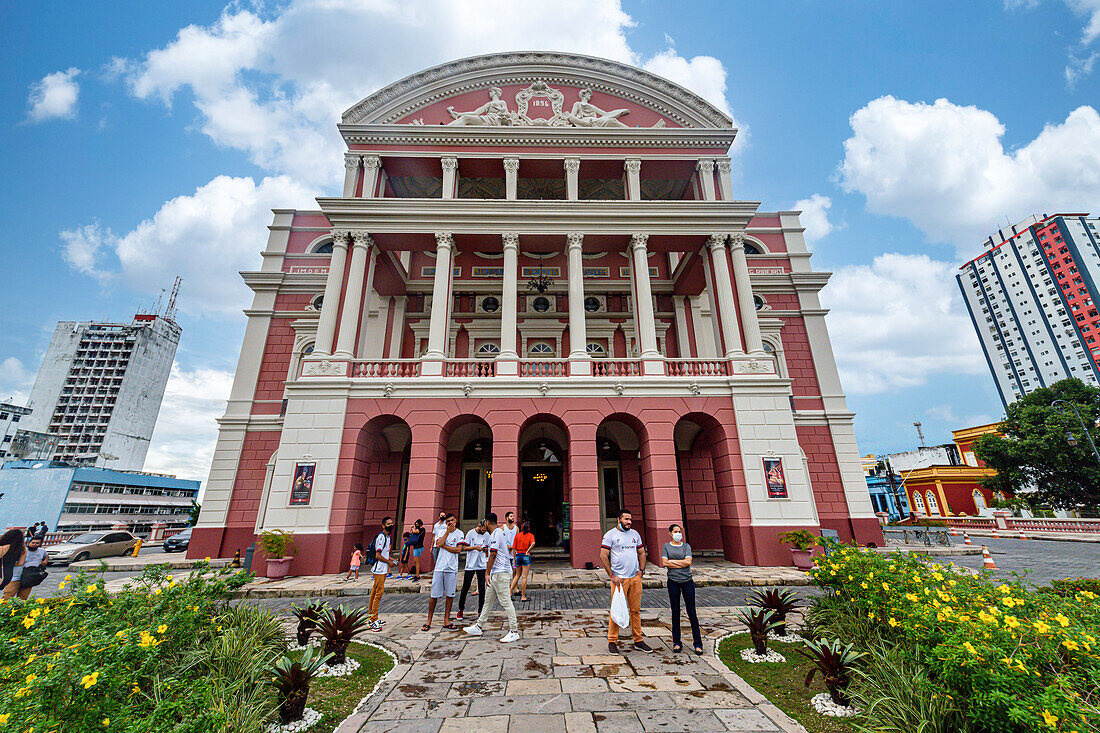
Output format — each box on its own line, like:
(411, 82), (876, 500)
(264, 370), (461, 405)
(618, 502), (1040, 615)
(0, 357), (36, 405)
(143, 364), (233, 482)
(838, 96), (1100, 254)
(1066, 49), (1098, 88)
(792, 194), (839, 246)
(60, 175), (314, 317)
(822, 253), (986, 394)
(1067, 0), (1100, 43)
(26, 68), (80, 122)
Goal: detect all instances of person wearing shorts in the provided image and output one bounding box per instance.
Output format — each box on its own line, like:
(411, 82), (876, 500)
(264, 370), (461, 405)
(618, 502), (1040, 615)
(408, 520), (425, 580)
(511, 522), (536, 601)
(423, 514), (465, 631)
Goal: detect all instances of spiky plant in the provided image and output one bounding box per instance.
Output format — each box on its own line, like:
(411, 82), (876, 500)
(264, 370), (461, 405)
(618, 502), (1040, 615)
(796, 637), (867, 706)
(747, 587), (803, 636)
(735, 607), (782, 655)
(266, 646), (332, 724)
(291, 601), (327, 646)
(315, 605), (372, 665)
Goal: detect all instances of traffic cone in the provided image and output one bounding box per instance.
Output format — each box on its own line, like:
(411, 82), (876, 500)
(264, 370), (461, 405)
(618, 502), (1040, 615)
(231, 549), (242, 568)
(1018, 528), (1028, 540)
(982, 545), (997, 570)
(963, 532), (972, 545)
(949, 525), (958, 536)
(990, 524), (998, 537)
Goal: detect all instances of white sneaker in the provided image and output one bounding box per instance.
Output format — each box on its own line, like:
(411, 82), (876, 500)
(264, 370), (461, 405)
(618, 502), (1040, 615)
(368, 620), (383, 631)
(500, 631), (520, 643)
(463, 624), (483, 636)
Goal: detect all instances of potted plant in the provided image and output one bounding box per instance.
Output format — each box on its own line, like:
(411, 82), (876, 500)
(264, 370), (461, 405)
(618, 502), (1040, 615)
(779, 529), (818, 570)
(315, 604), (372, 666)
(259, 529), (296, 579)
(266, 646), (332, 724)
(735, 606), (782, 655)
(747, 587), (803, 636)
(796, 638), (867, 707)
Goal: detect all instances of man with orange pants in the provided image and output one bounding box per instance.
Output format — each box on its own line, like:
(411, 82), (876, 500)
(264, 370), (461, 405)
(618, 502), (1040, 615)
(599, 509), (650, 654)
(367, 517), (397, 631)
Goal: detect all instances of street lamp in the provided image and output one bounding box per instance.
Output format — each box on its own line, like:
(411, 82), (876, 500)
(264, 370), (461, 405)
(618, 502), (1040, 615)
(1051, 399), (1100, 464)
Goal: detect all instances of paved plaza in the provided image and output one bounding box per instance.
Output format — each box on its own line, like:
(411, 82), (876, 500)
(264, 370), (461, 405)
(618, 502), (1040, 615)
(947, 535), (1100, 584)
(337, 607), (802, 733)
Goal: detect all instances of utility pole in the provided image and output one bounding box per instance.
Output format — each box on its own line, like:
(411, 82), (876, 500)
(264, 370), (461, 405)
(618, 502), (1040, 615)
(882, 455), (905, 521)
(913, 422), (926, 447)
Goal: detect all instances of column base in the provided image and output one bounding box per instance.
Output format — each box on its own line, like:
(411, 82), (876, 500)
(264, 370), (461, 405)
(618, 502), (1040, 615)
(568, 358), (591, 376)
(641, 358), (665, 376)
(495, 356), (519, 376)
(420, 359), (445, 377)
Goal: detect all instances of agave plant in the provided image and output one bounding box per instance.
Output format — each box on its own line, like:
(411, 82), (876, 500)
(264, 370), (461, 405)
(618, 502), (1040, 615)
(796, 637), (868, 707)
(291, 601), (327, 646)
(735, 607), (782, 655)
(315, 604), (372, 665)
(747, 587), (803, 636)
(267, 646), (332, 724)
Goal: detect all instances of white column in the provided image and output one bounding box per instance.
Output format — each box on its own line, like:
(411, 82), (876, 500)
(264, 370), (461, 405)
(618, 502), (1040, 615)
(729, 233), (764, 354)
(361, 155), (381, 199)
(342, 154), (361, 197)
(624, 159), (641, 201)
(567, 233), (591, 375)
(333, 231), (372, 358)
(497, 232), (520, 375)
(504, 157), (519, 200)
(707, 233), (743, 357)
(387, 295), (407, 359)
(696, 159), (716, 201)
(630, 234), (663, 374)
(355, 245), (380, 357)
(441, 157), (458, 199)
(565, 158), (580, 201)
(716, 159), (733, 201)
(421, 232), (455, 374)
(313, 230), (349, 356)
(673, 296), (691, 358)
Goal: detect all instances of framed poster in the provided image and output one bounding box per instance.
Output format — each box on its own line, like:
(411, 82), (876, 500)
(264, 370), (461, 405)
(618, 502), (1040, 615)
(290, 462), (316, 505)
(763, 457), (788, 498)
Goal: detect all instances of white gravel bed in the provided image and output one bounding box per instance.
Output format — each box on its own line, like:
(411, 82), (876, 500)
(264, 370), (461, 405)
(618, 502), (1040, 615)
(739, 647), (786, 663)
(267, 707), (321, 733)
(811, 692), (860, 717)
(767, 630), (806, 643)
(315, 658), (360, 677)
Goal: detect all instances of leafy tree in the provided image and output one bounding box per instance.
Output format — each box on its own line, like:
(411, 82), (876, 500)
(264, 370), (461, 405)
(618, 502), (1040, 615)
(973, 378), (1100, 510)
(189, 500), (201, 526)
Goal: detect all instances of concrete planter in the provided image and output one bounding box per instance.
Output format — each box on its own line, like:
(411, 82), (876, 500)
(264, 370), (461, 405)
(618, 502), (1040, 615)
(790, 548), (815, 571)
(266, 557), (294, 579)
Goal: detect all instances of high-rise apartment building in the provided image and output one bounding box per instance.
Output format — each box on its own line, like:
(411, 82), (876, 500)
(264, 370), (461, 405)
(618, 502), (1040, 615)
(23, 314), (180, 471)
(957, 214), (1100, 407)
(0, 401), (32, 459)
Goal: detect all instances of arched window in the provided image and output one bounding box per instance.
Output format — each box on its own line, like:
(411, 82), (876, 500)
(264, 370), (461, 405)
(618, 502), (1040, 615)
(586, 342), (607, 357)
(520, 439), (563, 464)
(314, 241), (334, 254)
(926, 491), (940, 515)
(310, 295), (324, 311)
(303, 344), (315, 356)
(462, 438), (492, 462)
(476, 343), (500, 358)
(912, 491), (926, 514)
(743, 242), (763, 255)
(972, 489), (988, 512)
(529, 342), (554, 355)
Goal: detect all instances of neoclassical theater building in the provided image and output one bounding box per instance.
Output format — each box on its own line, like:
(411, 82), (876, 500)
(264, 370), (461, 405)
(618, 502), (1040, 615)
(190, 52), (881, 574)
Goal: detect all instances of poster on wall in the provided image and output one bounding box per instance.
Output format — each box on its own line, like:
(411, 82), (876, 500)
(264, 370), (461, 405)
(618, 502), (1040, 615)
(290, 462), (316, 505)
(763, 457), (788, 498)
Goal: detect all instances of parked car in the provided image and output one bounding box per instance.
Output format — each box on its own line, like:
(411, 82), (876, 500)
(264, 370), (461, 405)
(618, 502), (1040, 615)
(162, 527), (192, 553)
(46, 531), (140, 564)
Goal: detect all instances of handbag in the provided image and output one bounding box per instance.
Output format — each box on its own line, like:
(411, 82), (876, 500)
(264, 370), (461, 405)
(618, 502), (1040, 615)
(20, 566), (48, 589)
(609, 585), (630, 628)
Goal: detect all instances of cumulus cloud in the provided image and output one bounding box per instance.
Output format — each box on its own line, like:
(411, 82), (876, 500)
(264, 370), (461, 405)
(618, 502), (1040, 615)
(26, 68), (80, 122)
(792, 194), (839, 246)
(143, 364), (234, 481)
(60, 175), (314, 316)
(838, 96), (1100, 254)
(822, 253), (986, 394)
(0, 357), (36, 405)
(1067, 0), (1100, 44)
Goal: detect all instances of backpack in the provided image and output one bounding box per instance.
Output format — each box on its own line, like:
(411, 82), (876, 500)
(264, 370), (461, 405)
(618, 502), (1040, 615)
(364, 533), (384, 566)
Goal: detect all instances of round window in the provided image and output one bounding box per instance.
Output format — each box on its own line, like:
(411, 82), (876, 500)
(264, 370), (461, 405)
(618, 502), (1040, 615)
(481, 296), (500, 313)
(311, 295), (324, 310)
(531, 296), (551, 312)
(753, 295), (765, 311)
(583, 296), (601, 312)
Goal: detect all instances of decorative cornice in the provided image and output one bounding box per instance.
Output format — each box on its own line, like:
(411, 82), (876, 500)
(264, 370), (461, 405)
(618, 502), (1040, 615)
(338, 125), (737, 149)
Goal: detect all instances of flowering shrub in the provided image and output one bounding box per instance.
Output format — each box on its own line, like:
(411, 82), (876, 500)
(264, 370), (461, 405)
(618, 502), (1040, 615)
(809, 546), (1100, 732)
(0, 563), (262, 732)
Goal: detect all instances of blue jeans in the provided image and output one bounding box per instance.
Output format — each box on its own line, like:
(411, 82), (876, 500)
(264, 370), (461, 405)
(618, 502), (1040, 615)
(667, 578), (702, 648)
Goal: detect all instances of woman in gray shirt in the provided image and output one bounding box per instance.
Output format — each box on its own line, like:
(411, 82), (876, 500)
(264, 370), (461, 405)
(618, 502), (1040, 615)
(661, 524), (702, 654)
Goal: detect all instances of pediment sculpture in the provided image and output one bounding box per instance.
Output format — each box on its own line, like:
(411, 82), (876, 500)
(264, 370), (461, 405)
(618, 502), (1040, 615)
(434, 81), (667, 128)
(446, 86), (511, 126)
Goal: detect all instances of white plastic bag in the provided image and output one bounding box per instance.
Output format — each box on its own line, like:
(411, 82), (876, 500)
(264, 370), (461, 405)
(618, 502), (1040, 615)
(609, 586), (630, 628)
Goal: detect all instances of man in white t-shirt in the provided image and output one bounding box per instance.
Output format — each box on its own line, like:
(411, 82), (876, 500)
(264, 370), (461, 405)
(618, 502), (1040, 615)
(457, 520), (488, 620)
(463, 512), (520, 642)
(367, 517), (397, 631)
(600, 509), (649, 653)
(431, 512), (448, 566)
(424, 514), (466, 631)
(501, 511), (519, 594)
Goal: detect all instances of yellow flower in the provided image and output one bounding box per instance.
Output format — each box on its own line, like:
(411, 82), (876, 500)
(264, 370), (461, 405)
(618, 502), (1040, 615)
(1053, 613), (1070, 628)
(115, 630), (127, 638)
(35, 599), (42, 605)
(58, 581), (67, 590)
(81, 671), (100, 689)
(0, 713), (8, 724)
(905, 593), (918, 602)
(64, 574), (71, 581)
(1063, 639), (1080, 650)
(997, 584), (1011, 593)
(1081, 590), (1097, 600)
(888, 617), (899, 627)
(152, 588), (162, 596)
(103, 719), (110, 726)
(1041, 710), (1058, 726)
(860, 582), (868, 589)
(157, 624), (167, 634)
(963, 642), (978, 654)
(85, 584), (98, 593)
(25, 674), (36, 685)
(21, 617), (34, 629)
(1033, 620), (1051, 634)
(932, 572), (944, 581)
(131, 684), (140, 694)
(1004, 615), (1020, 629)
(881, 582), (890, 591)
(847, 575), (853, 581)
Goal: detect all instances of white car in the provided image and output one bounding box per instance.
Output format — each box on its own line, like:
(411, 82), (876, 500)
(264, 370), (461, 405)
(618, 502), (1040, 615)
(46, 531), (140, 564)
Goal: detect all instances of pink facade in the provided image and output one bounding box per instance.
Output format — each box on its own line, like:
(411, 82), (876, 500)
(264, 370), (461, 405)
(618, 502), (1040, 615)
(191, 52), (880, 575)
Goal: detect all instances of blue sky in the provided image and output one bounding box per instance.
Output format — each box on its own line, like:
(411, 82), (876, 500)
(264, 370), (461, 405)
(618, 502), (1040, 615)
(3, 0), (1100, 480)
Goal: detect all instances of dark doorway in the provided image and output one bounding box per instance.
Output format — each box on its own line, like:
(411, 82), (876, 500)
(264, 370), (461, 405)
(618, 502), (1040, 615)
(521, 465), (564, 547)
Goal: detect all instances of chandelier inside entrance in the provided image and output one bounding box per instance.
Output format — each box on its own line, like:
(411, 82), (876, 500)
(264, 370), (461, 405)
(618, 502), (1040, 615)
(527, 266), (553, 294)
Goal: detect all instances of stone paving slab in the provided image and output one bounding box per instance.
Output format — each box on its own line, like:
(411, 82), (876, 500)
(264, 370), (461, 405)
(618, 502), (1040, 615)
(71, 552), (230, 572)
(334, 606), (807, 733)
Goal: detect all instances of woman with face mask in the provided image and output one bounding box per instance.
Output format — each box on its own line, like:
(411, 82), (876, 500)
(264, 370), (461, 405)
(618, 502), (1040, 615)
(661, 524), (702, 654)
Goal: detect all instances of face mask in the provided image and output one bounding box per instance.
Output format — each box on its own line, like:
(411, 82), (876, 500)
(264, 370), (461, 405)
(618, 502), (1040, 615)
(618, 522), (626, 531)
(672, 532), (683, 542)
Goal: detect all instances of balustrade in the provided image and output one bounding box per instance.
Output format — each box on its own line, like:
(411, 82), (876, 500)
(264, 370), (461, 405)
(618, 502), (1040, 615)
(351, 360), (421, 378)
(520, 360), (567, 377)
(665, 359), (729, 377)
(445, 360), (496, 377)
(592, 360), (642, 377)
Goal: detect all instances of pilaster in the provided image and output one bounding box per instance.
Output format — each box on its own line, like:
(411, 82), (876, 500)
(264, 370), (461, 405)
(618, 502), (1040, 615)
(564, 158), (580, 201)
(504, 157), (519, 200)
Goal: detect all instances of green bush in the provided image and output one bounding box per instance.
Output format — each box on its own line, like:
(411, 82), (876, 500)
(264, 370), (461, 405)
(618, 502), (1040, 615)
(1041, 577), (1100, 598)
(810, 546), (1100, 732)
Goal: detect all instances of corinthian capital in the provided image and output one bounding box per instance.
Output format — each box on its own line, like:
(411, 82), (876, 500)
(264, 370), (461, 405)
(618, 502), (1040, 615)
(729, 232), (746, 251)
(630, 233), (649, 252)
(503, 157), (520, 174)
(351, 230), (374, 248)
(624, 159), (641, 174)
(707, 233), (727, 251)
(435, 231), (454, 250)
(330, 229), (351, 247)
(566, 233), (584, 250)
(362, 155), (382, 170)
(344, 153), (361, 171)
(715, 159), (732, 175)
(502, 232), (519, 250)
(564, 158), (580, 174)
(696, 159), (715, 174)
(441, 157), (459, 173)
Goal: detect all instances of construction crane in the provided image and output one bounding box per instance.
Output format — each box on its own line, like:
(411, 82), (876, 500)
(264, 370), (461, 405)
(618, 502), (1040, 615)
(164, 277), (181, 323)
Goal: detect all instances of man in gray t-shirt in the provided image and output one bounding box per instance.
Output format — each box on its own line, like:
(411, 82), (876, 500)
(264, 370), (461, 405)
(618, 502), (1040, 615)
(661, 524), (703, 653)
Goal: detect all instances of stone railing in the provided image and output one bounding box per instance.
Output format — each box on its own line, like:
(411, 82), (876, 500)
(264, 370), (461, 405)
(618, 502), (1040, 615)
(945, 514), (1100, 534)
(943, 517), (996, 531)
(351, 360), (421, 378)
(520, 360), (567, 377)
(665, 359), (729, 377)
(592, 360), (642, 377)
(445, 359), (496, 378)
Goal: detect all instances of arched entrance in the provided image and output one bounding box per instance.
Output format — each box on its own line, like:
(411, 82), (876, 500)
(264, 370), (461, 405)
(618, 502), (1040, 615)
(518, 417), (570, 548)
(337, 416), (411, 561)
(441, 417), (493, 532)
(596, 417), (646, 537)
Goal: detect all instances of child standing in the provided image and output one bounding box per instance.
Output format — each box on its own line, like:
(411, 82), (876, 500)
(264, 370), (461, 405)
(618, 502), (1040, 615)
(399, 532), (412, 576)
(346, 543), (364, 581)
